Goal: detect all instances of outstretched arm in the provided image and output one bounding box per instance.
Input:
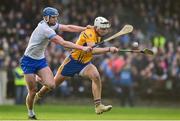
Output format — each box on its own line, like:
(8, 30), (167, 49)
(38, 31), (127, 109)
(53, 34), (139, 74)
(92, 47), (119, 54)
(51, 35), (92, 52)
(86, 42), (118, 54)
(59, 24), (93, 32)
(92, 47), (110, 54)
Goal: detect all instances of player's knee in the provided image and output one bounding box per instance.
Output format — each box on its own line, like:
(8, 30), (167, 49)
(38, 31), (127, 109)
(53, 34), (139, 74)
(91, 73), (100, 81)
(29, 88), (37, 96)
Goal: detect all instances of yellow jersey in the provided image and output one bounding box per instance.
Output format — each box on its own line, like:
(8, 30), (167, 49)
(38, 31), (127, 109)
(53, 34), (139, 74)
(71, 28), (101, 63)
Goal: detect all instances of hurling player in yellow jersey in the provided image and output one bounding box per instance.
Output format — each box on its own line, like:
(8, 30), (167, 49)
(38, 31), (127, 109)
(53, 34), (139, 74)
(36, 17), (119, 114)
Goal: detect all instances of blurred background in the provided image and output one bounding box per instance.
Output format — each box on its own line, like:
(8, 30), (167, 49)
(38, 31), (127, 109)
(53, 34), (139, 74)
(0, 0), (180, 107)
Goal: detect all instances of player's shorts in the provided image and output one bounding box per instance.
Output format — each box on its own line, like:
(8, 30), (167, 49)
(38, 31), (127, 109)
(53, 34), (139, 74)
(20, 55), (48, 74)
(59, 55), (91, 77)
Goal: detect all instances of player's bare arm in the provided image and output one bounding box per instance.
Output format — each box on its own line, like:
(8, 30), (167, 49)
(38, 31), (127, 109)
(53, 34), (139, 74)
(86, 42), (118, 54)
(60, 24), (93, 32)
(51, 35), (92, 52)
(92, 47), (119, 54)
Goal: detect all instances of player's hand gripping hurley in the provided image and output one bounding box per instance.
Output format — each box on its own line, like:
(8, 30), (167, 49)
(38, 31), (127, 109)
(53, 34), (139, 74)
(93, 24), (133, 47)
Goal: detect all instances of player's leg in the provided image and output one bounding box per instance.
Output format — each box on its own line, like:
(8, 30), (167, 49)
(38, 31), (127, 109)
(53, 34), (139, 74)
(35, 57), (71, 101)
(25, 74), (37, 119)
(81, 64), (102, 101)
(34, 66), (56, 102)
(20, 56), (39, 119)
(37, 66), (55, 89)
(80, 64), (112, 114)
(35, 68), (68, 100)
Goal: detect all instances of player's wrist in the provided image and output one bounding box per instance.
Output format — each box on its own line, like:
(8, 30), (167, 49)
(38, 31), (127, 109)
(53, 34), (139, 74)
(83, 27), (87, 30)
(78, 46), (84, 50)
(86, 25), (93, 30)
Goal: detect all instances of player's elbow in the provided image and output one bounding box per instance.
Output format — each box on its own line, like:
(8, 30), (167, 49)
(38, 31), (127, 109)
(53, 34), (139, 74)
(59, 39), (66, 46)
(52, 36), (66, 46)
(59, 39), (71, 49)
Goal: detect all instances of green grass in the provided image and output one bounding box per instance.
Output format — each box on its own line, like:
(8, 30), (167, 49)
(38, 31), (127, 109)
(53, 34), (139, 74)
(0, 105), (180, 120)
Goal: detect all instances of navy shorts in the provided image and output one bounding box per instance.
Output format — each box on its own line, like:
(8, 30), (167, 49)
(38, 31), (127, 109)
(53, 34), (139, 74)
(20, 56), (48, 74)
(60, 56), (91, 77)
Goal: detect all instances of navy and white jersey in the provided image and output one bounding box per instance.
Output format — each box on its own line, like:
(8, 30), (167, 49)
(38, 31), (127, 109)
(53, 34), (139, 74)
(24, 20), (60, 59)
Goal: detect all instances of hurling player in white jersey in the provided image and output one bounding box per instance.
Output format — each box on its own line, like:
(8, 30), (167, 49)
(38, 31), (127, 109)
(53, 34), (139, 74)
(20, 7), (92, 120)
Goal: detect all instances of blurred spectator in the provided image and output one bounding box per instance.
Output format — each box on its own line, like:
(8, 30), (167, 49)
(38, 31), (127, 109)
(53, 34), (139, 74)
(116, 57), (135, 107)
(152, 33), (166, 49)
(0, 0), (180, 102)
(13, 62), (27, 104)
(60, 80), (70, 97)
(99, 57), (115, 80)
(171, 45), (180, 94)
(151, 57), (168, 90)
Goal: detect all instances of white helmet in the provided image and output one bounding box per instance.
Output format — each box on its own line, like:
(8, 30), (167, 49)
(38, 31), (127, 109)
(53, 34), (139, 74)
(94, 16), (110, 29)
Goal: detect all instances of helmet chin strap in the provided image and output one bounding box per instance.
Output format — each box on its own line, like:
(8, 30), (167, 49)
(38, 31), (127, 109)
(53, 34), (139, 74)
(43, 16), (57, 26)
(43, 16), (49, 22)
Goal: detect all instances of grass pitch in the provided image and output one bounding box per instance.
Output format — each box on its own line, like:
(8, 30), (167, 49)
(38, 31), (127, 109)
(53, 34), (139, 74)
(0, 104), (180, 120)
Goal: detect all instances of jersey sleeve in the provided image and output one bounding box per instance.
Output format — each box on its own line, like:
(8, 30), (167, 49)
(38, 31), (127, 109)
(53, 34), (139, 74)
(56, 23), (60, 31)
(44, 27), (57, 39)
(53, 23), (60, 32)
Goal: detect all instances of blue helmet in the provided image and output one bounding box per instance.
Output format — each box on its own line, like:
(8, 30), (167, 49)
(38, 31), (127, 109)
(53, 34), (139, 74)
(43, 7), (59, 17)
